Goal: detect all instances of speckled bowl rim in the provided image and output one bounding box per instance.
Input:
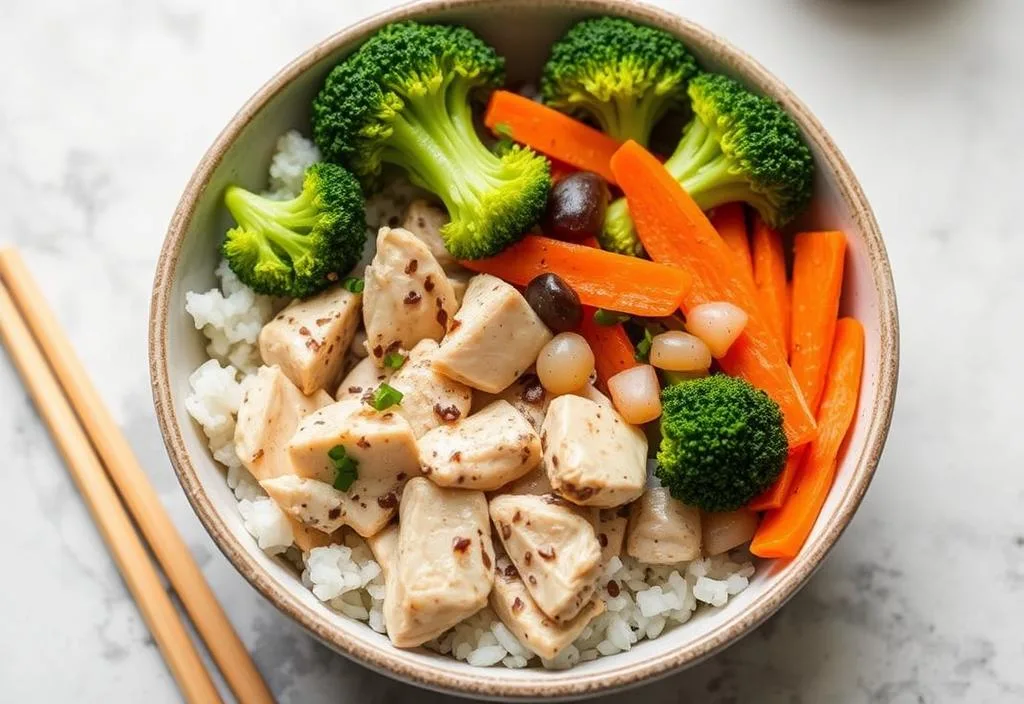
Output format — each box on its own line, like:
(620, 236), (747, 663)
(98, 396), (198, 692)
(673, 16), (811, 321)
(149, 0), (899, 698)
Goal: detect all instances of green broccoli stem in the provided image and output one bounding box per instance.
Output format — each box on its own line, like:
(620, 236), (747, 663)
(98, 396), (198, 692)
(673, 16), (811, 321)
(224, 187), (317, 264)
(591, 92), (666, 146)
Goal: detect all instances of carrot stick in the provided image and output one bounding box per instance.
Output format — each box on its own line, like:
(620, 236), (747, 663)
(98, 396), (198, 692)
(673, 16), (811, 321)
(460, 235), (690, 317)
(710, 203), (753, 283)
(485, 90), (621, 184)
(790, 231), (846, 413)
(747, 446), (806, 511)
(609, 141), (816, 447)
(751, 214), (791, 354)
(578, 307), (637, 387)
(750, 318), (864, 558)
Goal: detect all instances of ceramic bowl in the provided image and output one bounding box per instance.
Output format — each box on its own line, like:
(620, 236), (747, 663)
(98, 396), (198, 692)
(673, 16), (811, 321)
(149, 0), (899, 698)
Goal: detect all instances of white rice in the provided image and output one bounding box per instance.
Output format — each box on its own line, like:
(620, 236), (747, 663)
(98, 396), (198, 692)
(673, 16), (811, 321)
(183, 131), (757, 669)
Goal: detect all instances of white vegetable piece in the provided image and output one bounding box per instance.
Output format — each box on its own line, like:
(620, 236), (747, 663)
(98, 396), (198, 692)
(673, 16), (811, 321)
(626, 487), (702, 564)
(259, 285), (362, 395)
(433, 274), (552, 393)
(650, 331), (712, 371)
(606, 364), (663, 425)
(701, 509), (759, 556)
(686, 302), (749, 358)
(536, 333), (595, 395)
(541, 395), (647, 508)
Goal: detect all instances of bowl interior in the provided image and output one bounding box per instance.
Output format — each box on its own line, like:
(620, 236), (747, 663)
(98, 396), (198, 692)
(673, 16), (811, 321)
(150, 0), (898, 698)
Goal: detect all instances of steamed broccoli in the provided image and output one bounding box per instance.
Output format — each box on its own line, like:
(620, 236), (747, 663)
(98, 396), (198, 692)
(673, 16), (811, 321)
(312, 21), (551, 260)
(222, 162), (365, 298)
(540, 17), (698, 146)
(656, 375), (787, 512)
(604, 72), (814, 253)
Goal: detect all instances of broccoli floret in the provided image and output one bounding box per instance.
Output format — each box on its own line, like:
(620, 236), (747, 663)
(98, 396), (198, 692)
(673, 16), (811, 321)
(604, 72), (814, 250)
(222, 162), (365, 298)
(541, 17), (698, 146)
(312, 21), (551, 260)
(656, 375), (787, 512)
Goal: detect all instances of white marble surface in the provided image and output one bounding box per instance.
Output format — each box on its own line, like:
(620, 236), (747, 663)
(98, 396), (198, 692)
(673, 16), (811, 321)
(0, 0), (1021, 701)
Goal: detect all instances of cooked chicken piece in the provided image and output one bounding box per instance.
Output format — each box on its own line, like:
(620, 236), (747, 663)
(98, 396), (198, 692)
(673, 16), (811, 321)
(419, 400), (542, 490)
(401, 199), (463, 275)
(702, 509), (758, 556)
(385, 478), (494, 647)
(489, 494), (602, 622)
(289, 518), (341, 553)
(541, 395), (647, 508)
(285, 399), (421, 537)
(448, 271), (472, 306)
(367, 523), (399, 580)
(496, 466), (554, 497)
(491, 557), (605, 660)
(363, 227), (457, 366)
(473, 372), (551, 432)
(591, 509), (628, 567)
(433, 274), (552, 393)
(234, 366), (333, 482)
(260, 475), (348, 534)
(259, 286), (361, 395)
(387, 339), (473, 437)
(626, 487), (702, 564)
(335, 356), (393, 402)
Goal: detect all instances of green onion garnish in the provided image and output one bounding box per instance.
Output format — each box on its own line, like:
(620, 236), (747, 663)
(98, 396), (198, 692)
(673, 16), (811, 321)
(370, 383), (403, 411)
(342, 277), (365, 294)
(634, 327), (655, 362)
(593, 309), (630, 326)
(493, 121), (514, 138)
(328, 445), (359, 491)
(383, 352), (406, 370)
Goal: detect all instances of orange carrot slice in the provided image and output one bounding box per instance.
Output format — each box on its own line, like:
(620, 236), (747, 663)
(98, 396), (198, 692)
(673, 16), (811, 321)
(790, 231), (846, 413)
(460, 235), (690, 317)
(578, 306), (637, 387)
(750, 318), (864, 558)
(609, 141), (816, 447)
(484, 90), (621, 184)
(752, 214), (791, 355)
(711, 203), (753, 283)
(748, 446), (806, 511)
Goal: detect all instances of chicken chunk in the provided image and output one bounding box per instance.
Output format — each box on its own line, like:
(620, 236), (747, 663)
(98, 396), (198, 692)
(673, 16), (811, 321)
(401, 199), (463, 275)
(387, 339), (473, 437)
(496, 466), (554, 497)
(473, 372), (551, 432)
(541, 395), (647, 508)
(433, 274), (552, 394)
(363, 227), (457, 366)
(259, 475), (348, 534)
(489, 494), (602, 622)
(491, 557), (605, 660)
(448, 271), (472, 306)
(335, 356), (392, 402)
(285, 399), (421, 537)
(626, 487), (702, 564)
(289, 518), (341, 553)
(384, 478), (494, 647)
(591, 509), (628, 567)
(234, 366), (333, 482)
(419, 400), (542, 490)
(259, 286), (361, 395)
(367, 523), (399, 580)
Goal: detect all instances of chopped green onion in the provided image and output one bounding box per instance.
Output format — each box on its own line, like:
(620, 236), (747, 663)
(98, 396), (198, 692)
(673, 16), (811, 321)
(635, 327), (655, 362)
(593, 309), (630, 326)
(370, 383), (404, 411)
(342, 277), (365, 294)
(493, 121), (514, 139)
(383, 352), (406, 370)
(328, 444), (359, 491)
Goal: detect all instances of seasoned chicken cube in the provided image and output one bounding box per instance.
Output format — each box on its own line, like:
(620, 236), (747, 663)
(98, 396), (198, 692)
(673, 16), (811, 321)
(385, 478), (494, 647)
(591, 509), (628, 566)
(401, 199), (463, 275)
(259, 286), (361, 395)
(285, 400), (421, 537)
(290, 519), (340, 553)
(542, 395), (647, 508)
(363, 227), (457, 366)
(626, 487), (702, 564)
(234, 366), (333, 482)
(419, 400), (541, 490)
(473, 372), (551, 432)
(433, 274), (552, 394)
(367, 523), (399, 580)
(335, 356), (392, 401)
(387, 339), (473, 437)
(496, 466), (554, 497)
(259, 475), (348, 534)
(491, 557), (605, 660)
(489, 494), (602, 622)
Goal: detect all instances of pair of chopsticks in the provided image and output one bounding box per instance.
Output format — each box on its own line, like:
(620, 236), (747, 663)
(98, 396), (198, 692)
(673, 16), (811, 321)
(0, 248), (275, 704)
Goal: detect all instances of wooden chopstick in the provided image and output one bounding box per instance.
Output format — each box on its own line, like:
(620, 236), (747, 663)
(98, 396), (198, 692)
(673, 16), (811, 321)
(0, 249), (274, 704)
(0, 280), (222, 703)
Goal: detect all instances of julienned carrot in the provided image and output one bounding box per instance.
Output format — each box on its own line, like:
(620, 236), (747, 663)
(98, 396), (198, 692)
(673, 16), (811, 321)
(460, 235), (690, 317)
(752, 214), (791, 355)
(750, 318), (864, 558)
(790, 231), (846, 413)
(578, 307), (636, 387)
(711, 203), (753, 283)
(484, 90), (620, 184)
(610, 141), (816, 447)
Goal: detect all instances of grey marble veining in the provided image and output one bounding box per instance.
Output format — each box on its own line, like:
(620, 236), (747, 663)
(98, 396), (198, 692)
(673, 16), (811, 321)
(1, 0), (1022, 701)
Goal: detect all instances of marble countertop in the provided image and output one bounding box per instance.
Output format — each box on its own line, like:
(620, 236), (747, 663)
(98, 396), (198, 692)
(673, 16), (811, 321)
(1, 0), (1021, 701)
